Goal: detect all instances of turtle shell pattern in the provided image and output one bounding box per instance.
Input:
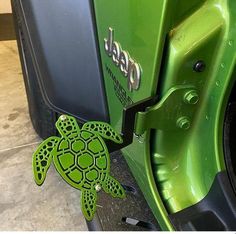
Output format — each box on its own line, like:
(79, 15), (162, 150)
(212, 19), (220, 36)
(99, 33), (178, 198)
(33, 115), (125, 221)
(53, 130), (109, 190)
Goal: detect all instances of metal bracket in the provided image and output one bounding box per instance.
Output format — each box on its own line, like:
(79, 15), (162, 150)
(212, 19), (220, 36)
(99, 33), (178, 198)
(106, 96), (158, 152)
(134, 85), (199, 135)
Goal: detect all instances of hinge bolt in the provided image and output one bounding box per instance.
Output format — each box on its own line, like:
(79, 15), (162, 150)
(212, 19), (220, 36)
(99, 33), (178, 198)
(184, 90), (199, 104)
(134, 133), (145, 143)
(177, 117), (191, 130)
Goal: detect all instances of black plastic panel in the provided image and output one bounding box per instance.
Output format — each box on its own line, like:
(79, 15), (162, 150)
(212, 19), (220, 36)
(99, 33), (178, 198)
(18, 0), (108, 122)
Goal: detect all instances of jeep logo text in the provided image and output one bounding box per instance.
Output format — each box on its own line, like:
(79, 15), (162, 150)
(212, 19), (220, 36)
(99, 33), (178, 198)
(104, 27), (141, 92)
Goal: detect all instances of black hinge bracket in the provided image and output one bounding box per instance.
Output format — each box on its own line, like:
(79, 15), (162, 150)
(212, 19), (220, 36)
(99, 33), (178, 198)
(106, 95), (158, 153)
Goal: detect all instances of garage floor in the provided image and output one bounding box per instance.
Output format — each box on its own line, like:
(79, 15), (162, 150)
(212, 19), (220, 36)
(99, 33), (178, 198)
(0, 15), (87, 231)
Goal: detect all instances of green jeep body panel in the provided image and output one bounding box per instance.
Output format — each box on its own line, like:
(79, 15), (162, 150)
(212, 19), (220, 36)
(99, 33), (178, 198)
(94, 0), (236, 230)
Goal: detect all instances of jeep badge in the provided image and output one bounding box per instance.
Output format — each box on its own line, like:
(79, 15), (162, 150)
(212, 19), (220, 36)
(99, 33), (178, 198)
(104, 27), (141, 92)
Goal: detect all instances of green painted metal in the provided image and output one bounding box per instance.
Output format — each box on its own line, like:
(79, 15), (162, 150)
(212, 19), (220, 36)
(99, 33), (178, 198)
(94, 0), (205, 230)
(135, 85), (198, 135)
(94, 0), (175, 230)
(94, 0), (236, 230)
(33, 115), (125, 221)
(149, 0), (236, 214)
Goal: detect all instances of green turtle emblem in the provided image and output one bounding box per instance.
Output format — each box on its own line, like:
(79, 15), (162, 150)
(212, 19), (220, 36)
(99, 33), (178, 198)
(33, 114), (125, 221)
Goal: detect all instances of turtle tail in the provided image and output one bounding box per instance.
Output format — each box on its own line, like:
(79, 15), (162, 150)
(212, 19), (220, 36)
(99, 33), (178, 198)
(102, 175), (125, 198)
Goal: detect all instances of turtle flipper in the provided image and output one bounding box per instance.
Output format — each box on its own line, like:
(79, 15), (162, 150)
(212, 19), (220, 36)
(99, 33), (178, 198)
(33, 136), (60, 185)
(56, 115), (80, 139)
(82, 122), (123, 144)
(102, 175), (125, 198)
(81, 189), (97, 221)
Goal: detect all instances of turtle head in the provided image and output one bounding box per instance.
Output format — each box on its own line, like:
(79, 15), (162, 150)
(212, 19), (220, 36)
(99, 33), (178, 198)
(56, 115), (80, 138)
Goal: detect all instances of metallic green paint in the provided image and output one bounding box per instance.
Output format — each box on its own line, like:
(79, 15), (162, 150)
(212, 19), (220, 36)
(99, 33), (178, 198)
(94, 0), (175, 229)
(150, 0), (236, 214)
(94, 0), (236, 230)
(135, 85), (199, 135)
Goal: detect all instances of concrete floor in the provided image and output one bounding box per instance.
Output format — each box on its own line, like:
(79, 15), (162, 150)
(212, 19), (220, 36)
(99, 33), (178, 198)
(0, 40), (87, 230)
(0, 0), (11, 14)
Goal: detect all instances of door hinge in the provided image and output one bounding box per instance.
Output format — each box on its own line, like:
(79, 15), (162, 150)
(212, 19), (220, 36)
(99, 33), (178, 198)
(134, 85), (199, 136)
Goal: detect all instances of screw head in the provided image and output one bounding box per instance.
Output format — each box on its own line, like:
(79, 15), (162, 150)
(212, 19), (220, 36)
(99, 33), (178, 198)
(184, 90), (199, 104)
(177, 117), (191, 130)
(95, 184), (101, 192)
(60, 115), (67, 121)
(134, 133), (145, 143)
(193, 60), (206, 72)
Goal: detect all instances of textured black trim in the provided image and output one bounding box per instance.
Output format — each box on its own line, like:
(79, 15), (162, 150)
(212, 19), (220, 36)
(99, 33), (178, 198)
(169, 171), (236, 231)
(11, 0), (58, 139)
(89, 0), (110, 123)
(11, 0), (109, 123)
